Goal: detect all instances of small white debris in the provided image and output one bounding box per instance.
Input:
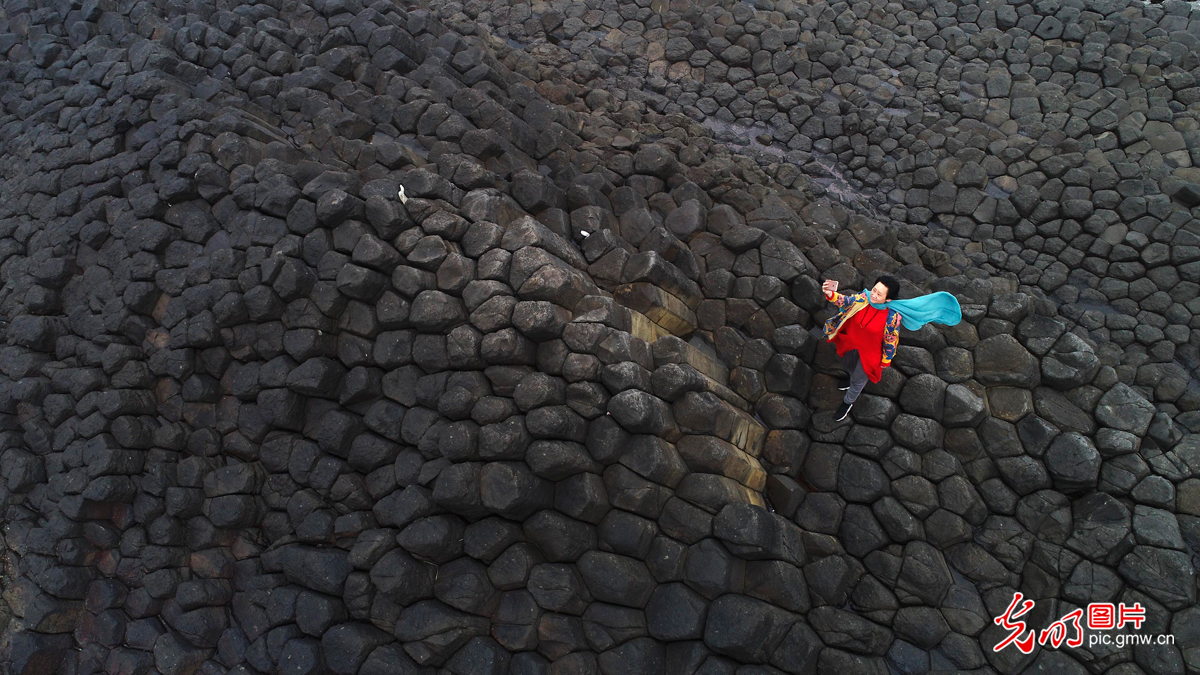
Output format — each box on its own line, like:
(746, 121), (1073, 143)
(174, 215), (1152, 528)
(397, 185), (408, 204)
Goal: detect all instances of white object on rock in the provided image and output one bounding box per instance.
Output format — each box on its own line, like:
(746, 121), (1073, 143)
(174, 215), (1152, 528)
(397, 185), (408, 204)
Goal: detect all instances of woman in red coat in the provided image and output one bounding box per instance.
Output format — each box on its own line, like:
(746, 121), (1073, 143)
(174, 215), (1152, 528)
(822, 275), (902, 421)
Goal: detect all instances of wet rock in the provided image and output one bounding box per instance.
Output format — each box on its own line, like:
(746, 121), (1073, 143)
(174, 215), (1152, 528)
(1095, 383), (1156, 435)
(809, 606), (892, 656)
(153, 634), (208, 675)
(890, 414), (943, 453)
(394, 600), (490, 664)
(608, 390), (678, 439)
(974, 335), (1040, 388)
(577, 551), (656, 608)
(1118, 546), (1196, 610)
(665, 201), (706, 239)
(744, 560), (810, 613)
(633, 145), (678, 179)
(943, 385), (987, 428)
(1033, 389), (1093, 435)
(898, 374), (946, 420)
(527, 563), (591, 614)
(1066, 493), (1132, 565)
(804, 554), (859, 607)
(322, 623), (392, 675)
(703, 594), (793, 663)
(272, 545), (353, 595)
(1044, 433), (1101, 494)
(1042, 334), (1101, 390)
(7, 632), (73, 675)
(523, 510), (597, 562)
(897, 542), (953, 605)
(646, 583), (708, 641)
(838, 454), (889, 503)
(1132, 506), (1185, 551)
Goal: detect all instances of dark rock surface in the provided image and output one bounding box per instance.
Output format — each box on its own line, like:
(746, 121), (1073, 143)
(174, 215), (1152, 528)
(1, 0), (1199, 673)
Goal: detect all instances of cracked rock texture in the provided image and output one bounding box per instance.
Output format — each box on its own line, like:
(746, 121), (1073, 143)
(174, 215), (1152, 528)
(1, 0), (1200, 674)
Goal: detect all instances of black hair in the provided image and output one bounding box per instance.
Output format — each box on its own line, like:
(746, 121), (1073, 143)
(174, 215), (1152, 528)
(876, 275), (900, 301)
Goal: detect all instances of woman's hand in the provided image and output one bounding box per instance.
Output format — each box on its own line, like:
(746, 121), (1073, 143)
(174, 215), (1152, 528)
(822, 279), (838, 296)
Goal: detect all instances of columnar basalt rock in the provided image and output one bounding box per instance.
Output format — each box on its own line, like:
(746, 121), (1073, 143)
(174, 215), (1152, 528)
(1, 0), (1200, 673)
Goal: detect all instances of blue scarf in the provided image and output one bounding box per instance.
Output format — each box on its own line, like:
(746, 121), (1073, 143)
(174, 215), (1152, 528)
(867, 290), (962, 331)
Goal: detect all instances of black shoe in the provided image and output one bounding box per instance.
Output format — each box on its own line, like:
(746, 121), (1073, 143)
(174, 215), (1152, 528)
(837, 380), (850, 391)
(835, 402), (853, 421)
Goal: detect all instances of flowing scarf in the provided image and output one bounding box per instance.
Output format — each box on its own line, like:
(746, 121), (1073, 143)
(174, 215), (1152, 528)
(867, 290), (962, 331)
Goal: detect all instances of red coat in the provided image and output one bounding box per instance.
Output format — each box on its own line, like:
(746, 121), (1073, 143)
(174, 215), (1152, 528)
(822, 290), (901, 371)
(830, 303), (889, 383)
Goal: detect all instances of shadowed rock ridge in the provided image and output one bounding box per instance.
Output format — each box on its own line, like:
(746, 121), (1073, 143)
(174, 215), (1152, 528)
(0, 0), (1199, 674)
